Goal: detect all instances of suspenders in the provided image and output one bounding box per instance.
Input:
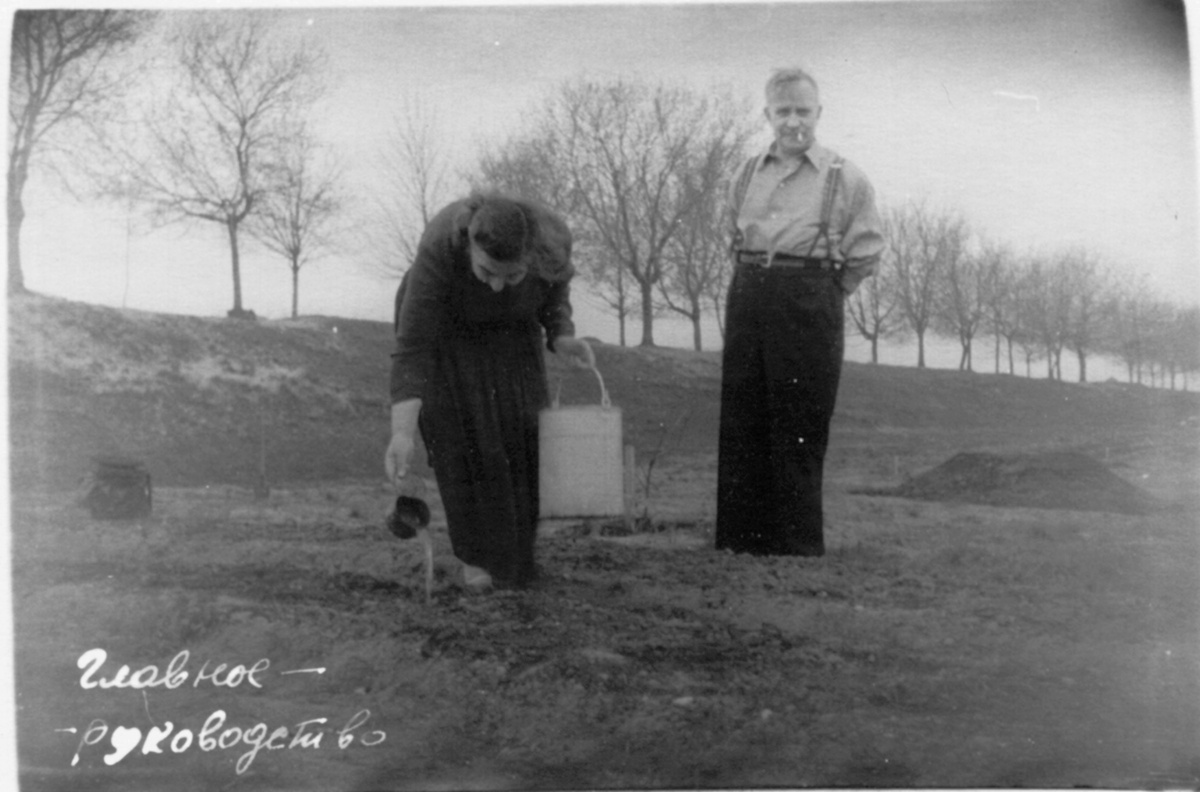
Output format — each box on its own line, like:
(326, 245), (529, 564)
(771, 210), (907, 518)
(806, 156), (844, 260)
(731, 153), (845, 262)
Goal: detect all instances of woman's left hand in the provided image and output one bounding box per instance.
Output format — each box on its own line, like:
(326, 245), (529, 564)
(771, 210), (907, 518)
(553, 336), (594, 369)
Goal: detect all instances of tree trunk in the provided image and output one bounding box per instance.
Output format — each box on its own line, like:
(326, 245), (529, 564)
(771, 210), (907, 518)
(994, 331), (1001, 374)
(7, 167), (27, 294)
(870, 334), (879, 364)
(1077, 349), (1087, 383)
(227, 218), (244, 314)
(1007, 338), (1015, 375)
(617, 263), (627, 347)
(291, 261), (300, 319)
(916, 330), (926, 368)
(638, 278), (655, 347)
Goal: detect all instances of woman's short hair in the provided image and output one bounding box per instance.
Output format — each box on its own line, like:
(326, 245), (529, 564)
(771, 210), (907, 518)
(461, 192), (574, 283)
(468, 196), (530, 263)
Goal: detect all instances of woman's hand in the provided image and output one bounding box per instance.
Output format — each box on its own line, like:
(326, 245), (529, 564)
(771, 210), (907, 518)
(553, 336), (594, 369)
(385, 432), (415, 484)
(384, 398), (422, 484)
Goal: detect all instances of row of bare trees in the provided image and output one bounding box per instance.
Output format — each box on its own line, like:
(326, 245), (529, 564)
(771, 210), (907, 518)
(462, 76), (1198, 387)
(847, 201), (1200, 387)
(9, 10), (344, 318)
(10, 12), (1197, 387)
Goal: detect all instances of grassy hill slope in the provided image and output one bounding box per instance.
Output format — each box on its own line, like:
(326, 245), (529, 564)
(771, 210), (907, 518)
(8, 291), (1198, 492)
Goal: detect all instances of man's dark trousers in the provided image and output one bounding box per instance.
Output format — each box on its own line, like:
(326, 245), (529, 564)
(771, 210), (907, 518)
(716, 263), (844, 556)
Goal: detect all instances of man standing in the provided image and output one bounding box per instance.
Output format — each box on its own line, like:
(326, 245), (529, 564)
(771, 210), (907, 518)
(716, 67), (884, 557)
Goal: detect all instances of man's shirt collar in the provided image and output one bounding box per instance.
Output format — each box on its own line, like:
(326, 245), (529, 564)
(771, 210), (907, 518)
(763, 141), (830, 171)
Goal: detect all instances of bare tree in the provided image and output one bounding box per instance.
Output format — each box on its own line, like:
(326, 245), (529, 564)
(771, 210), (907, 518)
(845, 250), (899, 364)
(481, 78), (742, 347)
(1013, 322), (1044, 378)
(1057, 247), (1108, 383)
(657, 106), (755, 350)
(476, 134), (571, 207)
(1004, 258), (1043, 377)
(8, 9), (152, 293)
(120, 12), (325, 317)
(1101, 272), (1159, 384)
(659, 211), (726, 350)
(580, 243), (640, 347)
(248, 127), (342, 318)
(1166, 304), (1200, 390)
(977, 240), (1023, 375)
(1017, 255), (1072, 380)
(368, 95), (457, 278)
(889, 200), (948, 368)
(705, 261), (732, 342)
(476, 132), (653, 344)
(1138, 297), (1189, 390)
(929, 216), (983, 371)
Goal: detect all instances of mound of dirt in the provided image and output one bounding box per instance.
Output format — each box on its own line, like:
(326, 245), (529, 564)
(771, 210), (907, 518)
(891, 451), (1159, 515)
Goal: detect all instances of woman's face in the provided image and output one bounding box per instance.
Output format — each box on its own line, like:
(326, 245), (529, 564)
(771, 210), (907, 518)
(469, 243), (527, 292)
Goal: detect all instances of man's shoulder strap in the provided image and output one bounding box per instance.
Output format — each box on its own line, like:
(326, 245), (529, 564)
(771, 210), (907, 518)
(820, 156), (845, 229)
(732, 154), (759, 216)
(804, 155), (846, 260)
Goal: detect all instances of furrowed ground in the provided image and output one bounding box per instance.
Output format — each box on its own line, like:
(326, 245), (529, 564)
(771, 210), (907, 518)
(9, 291), (1200, 790)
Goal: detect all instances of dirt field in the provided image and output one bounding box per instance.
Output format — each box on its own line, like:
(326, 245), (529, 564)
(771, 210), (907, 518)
(13, 447), (1200, 790)
(9, 293), (1200, 790)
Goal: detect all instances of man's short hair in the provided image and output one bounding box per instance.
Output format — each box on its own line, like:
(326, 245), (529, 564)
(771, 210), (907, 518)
(765, 68), (820, 100)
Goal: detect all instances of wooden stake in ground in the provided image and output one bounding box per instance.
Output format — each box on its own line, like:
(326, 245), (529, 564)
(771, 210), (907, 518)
(623, 444), (636, 533)
(254, 397), (269, 500)
(418, 527), (434, 604)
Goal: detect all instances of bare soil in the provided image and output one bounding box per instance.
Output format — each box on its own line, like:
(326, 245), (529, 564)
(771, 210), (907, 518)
(9, 293), (1200, 790)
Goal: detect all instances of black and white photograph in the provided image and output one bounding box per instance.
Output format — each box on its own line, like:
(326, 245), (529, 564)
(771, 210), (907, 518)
(6, 0), (1200, 789)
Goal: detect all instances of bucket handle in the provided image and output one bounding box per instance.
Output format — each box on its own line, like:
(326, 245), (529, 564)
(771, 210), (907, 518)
(591, 365), (612, 409)
(552, 343), (610, 410)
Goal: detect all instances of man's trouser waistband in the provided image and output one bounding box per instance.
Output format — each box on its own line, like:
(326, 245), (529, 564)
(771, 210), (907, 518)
(735, 250), (842, 271)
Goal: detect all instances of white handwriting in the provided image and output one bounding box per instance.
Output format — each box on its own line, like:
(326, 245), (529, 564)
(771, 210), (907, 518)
(68, 709), (385, 774)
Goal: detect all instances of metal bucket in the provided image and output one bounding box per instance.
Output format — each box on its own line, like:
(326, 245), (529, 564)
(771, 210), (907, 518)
(539, 364), (624, 519)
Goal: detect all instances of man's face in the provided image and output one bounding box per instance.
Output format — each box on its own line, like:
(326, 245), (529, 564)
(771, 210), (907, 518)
(469, 243), (527, 293)
(765, 80), (822, 157)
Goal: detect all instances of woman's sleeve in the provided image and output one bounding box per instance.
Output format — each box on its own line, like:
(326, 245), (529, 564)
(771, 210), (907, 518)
(538, 280), (576, 350)
(389, 220), (455, 403)
(531, 206), (576, 349)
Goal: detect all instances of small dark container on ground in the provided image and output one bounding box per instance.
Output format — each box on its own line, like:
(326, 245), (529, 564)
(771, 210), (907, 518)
(82, 455), (152, 520)
(386, 495), (430, 539)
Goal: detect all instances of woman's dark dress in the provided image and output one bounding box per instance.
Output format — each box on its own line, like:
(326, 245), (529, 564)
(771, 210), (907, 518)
(390, 199), (574, 589)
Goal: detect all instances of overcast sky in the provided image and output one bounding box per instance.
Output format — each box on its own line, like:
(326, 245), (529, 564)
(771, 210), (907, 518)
(16, 0), (1199, 364)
